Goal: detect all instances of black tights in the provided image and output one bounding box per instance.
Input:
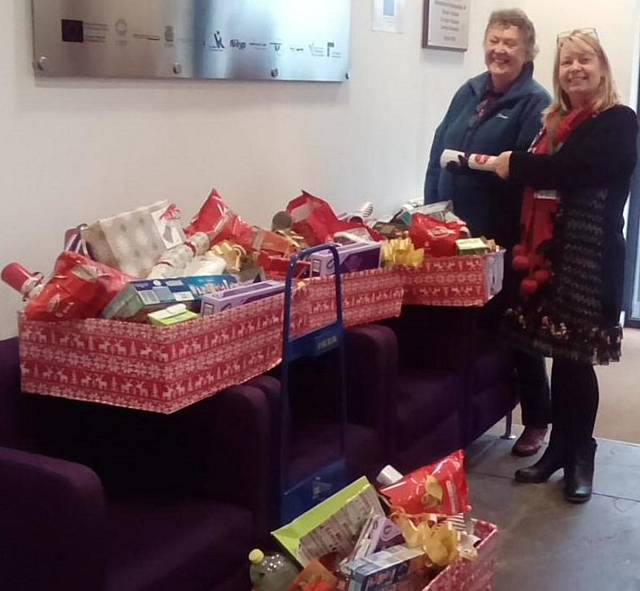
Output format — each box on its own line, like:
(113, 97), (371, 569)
(551, 358), (599, 445)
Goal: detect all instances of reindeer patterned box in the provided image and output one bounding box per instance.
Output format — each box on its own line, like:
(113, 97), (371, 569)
(401, 251), (504, 307)
(18, 268), (405, 413)
(18, 293), (291, 414)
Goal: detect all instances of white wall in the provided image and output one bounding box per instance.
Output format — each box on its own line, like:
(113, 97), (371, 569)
(1, 0), (638, 338)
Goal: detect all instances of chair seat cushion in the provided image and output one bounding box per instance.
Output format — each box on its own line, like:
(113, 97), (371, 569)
(396, 370), (460, 450)
(288, 421), (382, 485)
(106, 496), (253, 591)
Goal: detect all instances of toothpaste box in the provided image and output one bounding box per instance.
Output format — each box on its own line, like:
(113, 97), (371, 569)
(103, 275), (238, 321)
(200, 280), (284, 315)
(309, 242), (381, 276)
(344, 544), (427, 591)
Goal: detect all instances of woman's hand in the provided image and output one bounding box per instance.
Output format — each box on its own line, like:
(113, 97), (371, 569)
(493, 151), (512, 180)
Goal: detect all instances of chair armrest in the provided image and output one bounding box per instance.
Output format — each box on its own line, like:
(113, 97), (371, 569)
(173, 384), (271, 536)
(0, 446), (106, 591)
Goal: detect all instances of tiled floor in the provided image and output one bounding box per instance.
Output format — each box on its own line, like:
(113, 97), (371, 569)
(467, 427), (640, 591)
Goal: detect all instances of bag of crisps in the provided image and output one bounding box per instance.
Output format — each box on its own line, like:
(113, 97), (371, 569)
(25, 252), (131, 321)
(380, 450), (471, 516)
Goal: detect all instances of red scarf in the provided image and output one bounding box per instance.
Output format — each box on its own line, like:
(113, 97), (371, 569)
(532, 109), (596, 155)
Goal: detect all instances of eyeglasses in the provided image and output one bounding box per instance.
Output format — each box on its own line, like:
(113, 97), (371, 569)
(557, 27), (598, 46)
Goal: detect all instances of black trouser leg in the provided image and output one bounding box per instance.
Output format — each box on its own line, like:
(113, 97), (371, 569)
(551, 358), (599, 502)
(483, 260), (552, 430)
(515, 349), (551, 428)
(514, 365), (565, 483)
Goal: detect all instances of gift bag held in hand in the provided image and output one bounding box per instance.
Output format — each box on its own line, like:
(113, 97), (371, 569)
(82, 201), (185, 278)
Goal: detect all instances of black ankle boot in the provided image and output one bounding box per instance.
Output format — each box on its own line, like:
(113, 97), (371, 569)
(565, 439), (596, 503)
(515, 435), (564, 483)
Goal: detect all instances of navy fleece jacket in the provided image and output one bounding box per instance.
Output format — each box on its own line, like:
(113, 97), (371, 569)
(424, 62), (550, 249)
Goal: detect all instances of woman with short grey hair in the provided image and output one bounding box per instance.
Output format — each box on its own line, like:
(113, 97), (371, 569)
(424, 8), (552, 457)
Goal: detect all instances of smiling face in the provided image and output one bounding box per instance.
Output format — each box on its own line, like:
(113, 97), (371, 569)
(558, 38), (603, 109)
(484, 25), (528, 91)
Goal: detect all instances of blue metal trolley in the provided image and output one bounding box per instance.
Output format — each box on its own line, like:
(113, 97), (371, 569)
(279, 244), (349, 524)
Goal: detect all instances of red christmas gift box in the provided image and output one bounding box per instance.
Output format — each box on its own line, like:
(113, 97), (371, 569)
(423, 520), (498, 591)
(18, 268), (404, 413)
(302, 268), (405, 336)
(401, 251), (504, 307)
(18, 293), (298, 414)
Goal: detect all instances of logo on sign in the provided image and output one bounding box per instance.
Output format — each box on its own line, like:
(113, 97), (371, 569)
(115, 19), (128, 36)
(308, 43), (325, 57)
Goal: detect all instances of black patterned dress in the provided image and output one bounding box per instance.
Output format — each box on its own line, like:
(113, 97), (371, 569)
(503, 105), (638, 364)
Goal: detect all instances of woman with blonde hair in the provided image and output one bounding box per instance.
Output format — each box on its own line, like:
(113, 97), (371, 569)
(494, 29), (638, 503)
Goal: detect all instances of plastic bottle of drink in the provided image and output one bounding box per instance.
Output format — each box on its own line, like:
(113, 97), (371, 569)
(248, 548), (299, 591)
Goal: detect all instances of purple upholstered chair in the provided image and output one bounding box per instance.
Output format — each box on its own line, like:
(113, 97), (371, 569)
(247, 329), (390, 528)
(383, 306), (518, 452)
(0, 337), (271, 591)
(344, 323), (464, 473)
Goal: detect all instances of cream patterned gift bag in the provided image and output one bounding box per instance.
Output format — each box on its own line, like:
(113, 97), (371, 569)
(82, 201), (185, 278)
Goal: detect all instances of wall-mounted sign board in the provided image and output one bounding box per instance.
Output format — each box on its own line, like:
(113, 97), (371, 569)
(32, 0), (351, 82)
(422, 0), (469, 51)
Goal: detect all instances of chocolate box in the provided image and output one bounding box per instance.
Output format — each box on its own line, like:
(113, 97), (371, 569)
(200, 280), (284, 315)
(309, 242), (382, 276)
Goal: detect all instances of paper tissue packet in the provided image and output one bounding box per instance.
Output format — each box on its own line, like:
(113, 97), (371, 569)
(103, 275), (238, 321)
(200, 280), (284, 315)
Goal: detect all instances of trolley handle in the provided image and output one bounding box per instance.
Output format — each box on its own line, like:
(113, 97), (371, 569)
(282, 244), (344, 348)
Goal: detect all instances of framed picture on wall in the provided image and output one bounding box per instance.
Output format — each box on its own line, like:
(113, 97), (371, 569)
(422, 0), (470, 51)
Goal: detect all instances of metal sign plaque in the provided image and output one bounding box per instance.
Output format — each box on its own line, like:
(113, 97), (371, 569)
(32, 0), (351, 82)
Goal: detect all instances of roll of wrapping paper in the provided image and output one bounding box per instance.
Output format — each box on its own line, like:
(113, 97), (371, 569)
(381, 237), (425, 268)
(440, 149), (498, 172)
(146, 232), (211, 279)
